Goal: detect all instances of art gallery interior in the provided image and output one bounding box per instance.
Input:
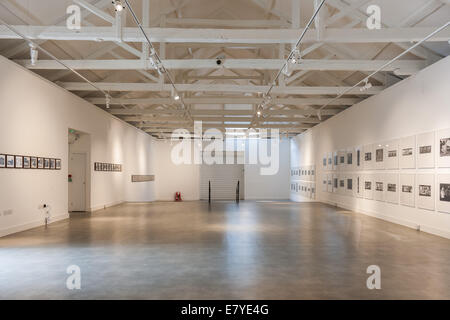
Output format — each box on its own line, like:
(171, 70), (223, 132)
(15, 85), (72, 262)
(0, 0), (449, 300)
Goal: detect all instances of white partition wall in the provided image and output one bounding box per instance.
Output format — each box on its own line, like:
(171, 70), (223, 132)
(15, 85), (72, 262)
(290, 56), (450, 239)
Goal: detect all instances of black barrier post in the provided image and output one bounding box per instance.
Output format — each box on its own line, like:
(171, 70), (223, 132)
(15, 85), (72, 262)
(236, 180), (240, 203)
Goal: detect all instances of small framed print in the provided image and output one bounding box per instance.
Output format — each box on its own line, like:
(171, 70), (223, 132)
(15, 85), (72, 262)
(50, 158), (56, 170)
(23, 156), (31, 169)
(38, 157), (44, 169)
(0, 154), (5, 168)
(44, 158), (50, 169)
(7, 155), (15, 168)
(94, 163), (98, 171)
(31, 157), (37, 169)
(55, 159), (61, 170)
(15, 155), (23, 168)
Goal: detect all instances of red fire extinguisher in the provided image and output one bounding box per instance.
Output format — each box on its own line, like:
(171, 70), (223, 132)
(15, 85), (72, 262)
(175, 192), (182, 201)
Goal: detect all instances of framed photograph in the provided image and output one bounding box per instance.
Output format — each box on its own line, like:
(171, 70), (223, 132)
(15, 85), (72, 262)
(30, 157), (37, 169)
(437, 174), (450, 214)
(0, 154), (5, 168)
(346, 174), (353, 196)
(437, 128), (450, 168)
(374, 174), (385, 202)
(56, 159), (61, 170)
(327, 153), (332, 168)
(23, 156), (30, 169)
(333, 151), (338, 170)
(400, 135), (416, 169)
(6, 155), (15, 168)
(417, 174), (435, 211)
(384, 139), (399, 169)
(332, 174), (338, 193)
(400, 174), (415, 208)
(363, 174), (373, 200)
(44, 158), (50, 169)
(374, 143), (385, 170)
(355, 147), (362, 170)
(417, 131), (435, 168)
(38, 157), (44, 169)
(15, 155), (23, 168)
(50, 159), (56, 170)
(363, 144), (374, 170)
(323, 155), (327, 169)
(355, 174), (363, 198)
(385, 173), (399, 204)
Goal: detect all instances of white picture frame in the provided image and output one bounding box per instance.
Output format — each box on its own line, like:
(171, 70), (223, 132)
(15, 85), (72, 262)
(400, 174), (415, 208)
(437, 128), (450, 168)
(332, 174), (338, 193)
(363, 174), (374, 200)
(437, 174), (450, 214)
(385, 173), (399, 204)
(417, 174), (435, 211)
(374, 143), (385, 170)
(327, 174), (333, 193)
(417, 131), (435, 168)
(385, 139), (399, 169)
(355, 146), (362, 171)
(374, 173), (385, 202)
(400, 135), (416, 169)
(354, 174), (363, 198)
(345, 174), (354, 196)
(363, 144), (374, 170)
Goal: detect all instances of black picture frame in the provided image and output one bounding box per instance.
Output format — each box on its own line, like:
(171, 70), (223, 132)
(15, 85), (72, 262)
(38, 157), (44, 169)
(23, 156), (31, 169)
(44, 158), (50, 169)
(31, 157), (37, 169)
(15, 155), (23, 168)
(0, 154), (5, 168)
(56, 159), (61, 170)
(6, 155), (14, 168)
(50, 158), (56, 170)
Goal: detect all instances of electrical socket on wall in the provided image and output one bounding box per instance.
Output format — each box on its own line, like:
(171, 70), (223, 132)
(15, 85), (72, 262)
(3, 209), (13, 216)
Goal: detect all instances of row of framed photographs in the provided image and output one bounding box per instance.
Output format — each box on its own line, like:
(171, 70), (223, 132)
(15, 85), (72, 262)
(322, 128), (450, 171)
(290, 181), (316, 200)
(290, 165), (315, 181)
(321, 172), (450, 214)
(0, 154), (61, 170)
(94, 162), (122, 172)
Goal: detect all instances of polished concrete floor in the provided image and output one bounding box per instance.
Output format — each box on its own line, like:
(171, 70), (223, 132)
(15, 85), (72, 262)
(1, 201), (449, 299)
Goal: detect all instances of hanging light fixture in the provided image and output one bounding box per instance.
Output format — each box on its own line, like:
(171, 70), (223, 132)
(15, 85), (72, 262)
(29, 44), (38, 66)
(112, 0), (125, 12)
(105, 94), (111, 109)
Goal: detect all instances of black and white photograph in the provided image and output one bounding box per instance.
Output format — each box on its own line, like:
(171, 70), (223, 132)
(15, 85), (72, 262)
(376, 149), (384, 162)
(365, 181), (372, 190)
(31, 157), (37, 169)
(0, 154), (5, 168)
(334, 178), (338, 189)
(56, 159), (61, 170)
(402, 148), (413, 156)
(323, 158), (326, 166)
(387, 184), (397, 192)
(7, 155), (15, 168)
(376, 182), (383, 192)
(44, 158), (50, 169)
(340, 156), (345, 164)
(419, 185), (432, 197)
(15, 155), (23, 168)
(365, 152), (371, 161)
(347, 179), (352, 190)
(23, 156), (30, 169)
(357, 150), (360, 166)
(50, 158), (56, 170)
(38, 157), (44, 169)
(420, 145), (432, 154)
(339, 180), (344, 188)
(402, 185), (413, 193)
(347, 153), (352, 165)
(440, 138), (450, 157)
(334, 155), (338, 166)
(388, 150), (397, 158)
(440, 184), (450, 202)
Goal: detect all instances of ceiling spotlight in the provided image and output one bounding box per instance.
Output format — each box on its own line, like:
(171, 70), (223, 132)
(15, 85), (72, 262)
(112, 0), (124, 11)
(359, 79), (373, 92)
(282, 62), (293, 77)
(29, 44), (38, 66)
(171, 87), (180, 101)
(174, 94), (180, 101)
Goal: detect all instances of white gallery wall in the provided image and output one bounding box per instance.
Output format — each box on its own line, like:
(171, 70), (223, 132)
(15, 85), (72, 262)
(290, 56), (450, 239)
(0, 56), (156, 237)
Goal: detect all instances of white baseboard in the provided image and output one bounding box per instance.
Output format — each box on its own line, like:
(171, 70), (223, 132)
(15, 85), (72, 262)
(89, 200), (124, 213)
(320, 199), (450, 240)
(0, 212), (69, 238)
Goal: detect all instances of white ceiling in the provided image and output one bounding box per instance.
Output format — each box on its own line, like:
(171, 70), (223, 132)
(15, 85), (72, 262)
(0, 0), (449, 138)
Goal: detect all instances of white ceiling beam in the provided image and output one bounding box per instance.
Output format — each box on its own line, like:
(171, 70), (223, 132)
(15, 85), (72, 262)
(73, 0), (115, 24)
(87, 97), (360, 105)
(121, 116), (323, 124)
(18, 59), (424, 75)
(140, 123), (314, 129)
(165, 18), (289, 28)
(59, 82), (383, 95)
(109, 108), (341, 116)
(1, 25), (448, 43)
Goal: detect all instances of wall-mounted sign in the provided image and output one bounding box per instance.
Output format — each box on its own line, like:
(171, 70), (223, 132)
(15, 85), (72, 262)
(94, 162), (122, 172)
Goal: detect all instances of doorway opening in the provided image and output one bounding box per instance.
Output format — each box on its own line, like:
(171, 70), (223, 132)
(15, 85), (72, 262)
(68, 129), (91, 212)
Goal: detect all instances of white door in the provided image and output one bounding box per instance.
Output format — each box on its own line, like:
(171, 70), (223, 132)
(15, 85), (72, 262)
(200, 164), (244, 200)
(69, 153), (86, 212)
